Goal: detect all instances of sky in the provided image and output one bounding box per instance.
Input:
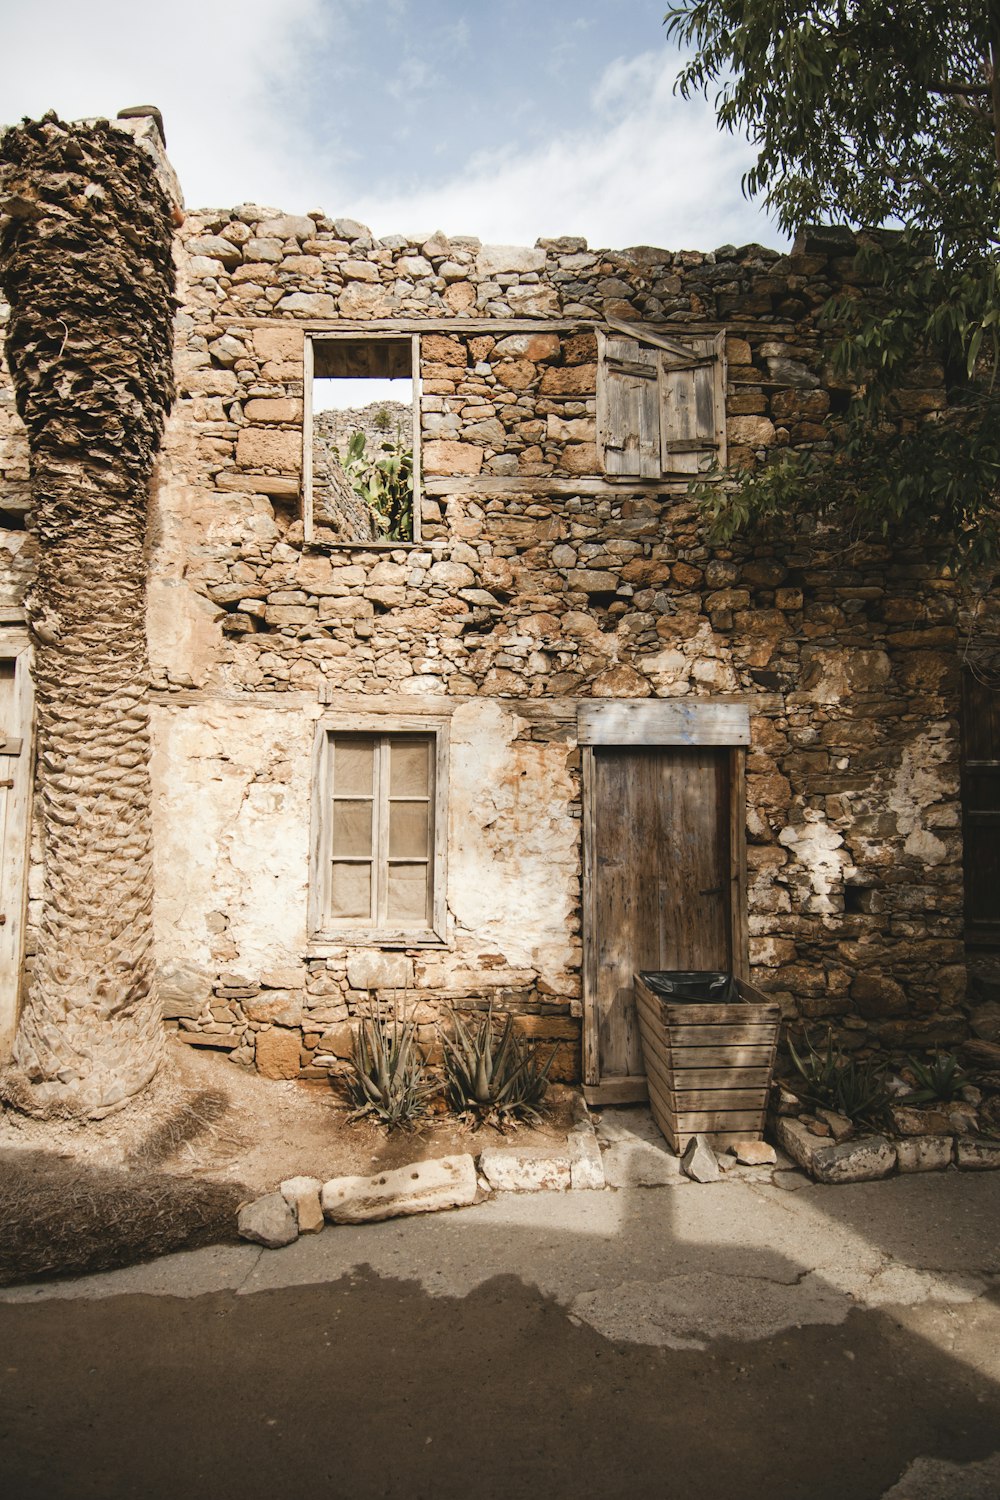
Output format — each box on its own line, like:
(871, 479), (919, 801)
(2, 0), (784, 254)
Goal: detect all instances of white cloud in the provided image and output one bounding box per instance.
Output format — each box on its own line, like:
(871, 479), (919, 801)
(1, 0), (337, 213)
(386, 55), (440, 102)
(2, 14), (782, 253)
(349, 50), (783, 252)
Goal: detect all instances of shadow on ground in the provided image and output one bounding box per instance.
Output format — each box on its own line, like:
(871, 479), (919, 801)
(1, 1265), (998, 1500)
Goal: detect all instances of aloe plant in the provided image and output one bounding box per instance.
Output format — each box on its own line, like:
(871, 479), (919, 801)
(442, 1007), (556, 1128)
(902, 1051), (971, 1104)
(347, 1003), (432, 1130)
(788, 1029), (890, 1127)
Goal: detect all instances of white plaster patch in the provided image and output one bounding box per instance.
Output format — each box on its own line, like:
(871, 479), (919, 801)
(150, 704), (314, 974)
(778, 812), (848, 913)
(147, 578), (224, 687)
(888, 727), (955, 868)
(447, 699), (578, 977)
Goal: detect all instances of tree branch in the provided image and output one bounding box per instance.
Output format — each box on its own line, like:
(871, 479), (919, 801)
(930, 79), (990, 97)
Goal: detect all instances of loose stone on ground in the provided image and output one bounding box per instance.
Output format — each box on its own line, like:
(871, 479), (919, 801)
(321, 1154), (478, 1223)
(237, 1191), (298, 1248)
(681, 1135), (721, 1183)
(279, 1175), (324, 1233)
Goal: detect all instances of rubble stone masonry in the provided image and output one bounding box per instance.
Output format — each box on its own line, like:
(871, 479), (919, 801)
(0, 183), (978, 1082)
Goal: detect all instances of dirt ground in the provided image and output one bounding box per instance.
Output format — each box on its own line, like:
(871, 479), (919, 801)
(0, 1038), (580, 1285)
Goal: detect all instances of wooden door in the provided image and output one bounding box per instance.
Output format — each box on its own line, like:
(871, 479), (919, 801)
(582, 744), (745, 1103)
(962, 671), (1000, 946)
(0, 642), (33, 1063)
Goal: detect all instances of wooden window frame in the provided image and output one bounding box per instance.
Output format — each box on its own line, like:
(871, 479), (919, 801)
(303, 331), (423, 547)
(596, 320), (727, 481)
(309, 713), (449, 946)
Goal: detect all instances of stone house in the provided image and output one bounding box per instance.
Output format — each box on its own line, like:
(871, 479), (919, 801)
(0, 112), (994, 1107)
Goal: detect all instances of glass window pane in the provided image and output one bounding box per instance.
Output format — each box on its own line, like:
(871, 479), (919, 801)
(332, 800), (373, 858)
(387, 863), (429, 923)
(330, 862), (371, 920)
(334, 739), (375, 796)
(390, 739), (430, 796)
(389, 800), (429, 859)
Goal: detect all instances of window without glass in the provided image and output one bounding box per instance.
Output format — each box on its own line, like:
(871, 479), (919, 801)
(596, 323), (727, 479)
(311, 724), (447, 943)
(305, 335), (421, 545)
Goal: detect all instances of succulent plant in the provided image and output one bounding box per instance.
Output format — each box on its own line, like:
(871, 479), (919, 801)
(902, 1050), (971, 1104)
(442, 1006), (556, 1128)
(788, 1029), (890, 1126)
(347, 1002), (433, 1130)
(340, 429), (413, 541)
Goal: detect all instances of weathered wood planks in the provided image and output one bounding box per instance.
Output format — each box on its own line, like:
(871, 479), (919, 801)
(634, 972), (780, 1154)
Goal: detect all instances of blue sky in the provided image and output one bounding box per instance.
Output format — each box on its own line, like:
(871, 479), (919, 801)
(3, 0), (784, 251)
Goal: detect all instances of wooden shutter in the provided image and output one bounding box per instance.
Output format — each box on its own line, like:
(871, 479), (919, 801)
(596, 331), (661, 478)
(657, 330), (727, 475)
(598, 323), (727, 479)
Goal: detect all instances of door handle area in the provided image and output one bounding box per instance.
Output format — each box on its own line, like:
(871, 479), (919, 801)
(699, 886), (723, 896)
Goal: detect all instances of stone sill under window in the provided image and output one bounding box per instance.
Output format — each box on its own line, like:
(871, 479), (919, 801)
(303, 540), (422, 555)
(308, 933), (449, 956)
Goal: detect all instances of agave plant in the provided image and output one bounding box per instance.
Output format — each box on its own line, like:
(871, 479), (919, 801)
(902, 1051), (971, 1104)
(788, 1029), (890, 1127)
(442, 1006), (556, 1128)
(346, 1003), (432, 1130)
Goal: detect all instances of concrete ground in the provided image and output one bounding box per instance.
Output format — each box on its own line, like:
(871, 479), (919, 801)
(2, 1159), (999, 1498)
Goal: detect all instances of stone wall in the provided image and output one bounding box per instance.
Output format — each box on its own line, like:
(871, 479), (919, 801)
(0, 191), (977, 1083)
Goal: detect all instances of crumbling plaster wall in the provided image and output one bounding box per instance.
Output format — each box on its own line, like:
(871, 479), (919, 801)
(0, 188), (978, 1084)
(149, 693), (581, 1080)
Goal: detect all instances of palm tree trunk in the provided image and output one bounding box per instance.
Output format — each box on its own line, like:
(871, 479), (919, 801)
(0, 112), (175, 1117)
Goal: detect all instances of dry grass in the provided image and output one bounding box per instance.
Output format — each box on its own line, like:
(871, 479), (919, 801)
(0, 1150), (247, 1286)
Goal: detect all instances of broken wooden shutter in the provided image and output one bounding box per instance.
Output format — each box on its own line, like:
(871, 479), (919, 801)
(598, 323), (727, 478)
(658, 330), (727, 476)
(596, 331), (661, 478)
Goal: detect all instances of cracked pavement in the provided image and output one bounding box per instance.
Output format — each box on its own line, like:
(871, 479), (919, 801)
(2, 1169), (999, 1497)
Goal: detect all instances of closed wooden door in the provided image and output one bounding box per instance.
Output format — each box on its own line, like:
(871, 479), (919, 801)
(962, 671), (1000, 946)
(583, 745), (742, 1099)
(0, 644), (32, 1063)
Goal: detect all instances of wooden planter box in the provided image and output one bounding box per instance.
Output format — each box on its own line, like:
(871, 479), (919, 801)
(634, 972), (781, 1154)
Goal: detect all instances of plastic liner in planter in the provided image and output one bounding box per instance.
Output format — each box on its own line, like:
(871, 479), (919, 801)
(637, 970), (739, 1004)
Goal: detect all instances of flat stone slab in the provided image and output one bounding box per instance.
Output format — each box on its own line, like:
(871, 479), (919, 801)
(321, 1155), (478, 1223)
(238, 1191), (298, 1248)
(730, 1140), (777, 1166)
(777, 1118), (897, 1184)
(602, 1139), (684, 1188)
(567, 1113), (606, 1190)
(895, 1137), (953, 1174)
(955, 1137), (1000, 1170)
(596, 1106), (669, 1149)
(478, 1148), (571, 1193)
(597, 1105), (686, 1187)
